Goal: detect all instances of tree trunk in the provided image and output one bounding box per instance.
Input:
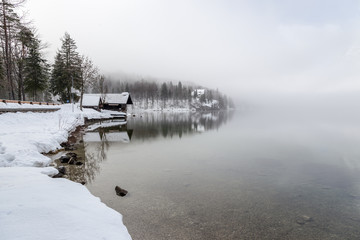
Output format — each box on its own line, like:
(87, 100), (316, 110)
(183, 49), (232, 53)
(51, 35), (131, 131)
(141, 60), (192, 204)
(80, 83), (84, 111)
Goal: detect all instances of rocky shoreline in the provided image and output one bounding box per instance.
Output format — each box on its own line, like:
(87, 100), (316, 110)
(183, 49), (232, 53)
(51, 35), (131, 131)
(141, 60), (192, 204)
(46, 124), (88, 184)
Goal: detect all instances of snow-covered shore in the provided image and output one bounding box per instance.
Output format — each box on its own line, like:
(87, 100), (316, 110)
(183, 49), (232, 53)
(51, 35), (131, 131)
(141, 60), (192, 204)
(0, 104), (131, 240)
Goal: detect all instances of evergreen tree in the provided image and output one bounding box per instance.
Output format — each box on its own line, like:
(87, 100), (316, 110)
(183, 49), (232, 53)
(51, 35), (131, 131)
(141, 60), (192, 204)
(23, 37), (49, 101)
(199, 92), (206, 103)
(16, 26), (35, 100)
(160, 82), (168, 100)
(50, 53), (67, 101)
(50, 32), (81, 102)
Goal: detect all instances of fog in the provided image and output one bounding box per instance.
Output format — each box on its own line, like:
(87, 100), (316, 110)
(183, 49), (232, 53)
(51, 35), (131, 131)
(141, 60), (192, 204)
(25, 0), (360, 105)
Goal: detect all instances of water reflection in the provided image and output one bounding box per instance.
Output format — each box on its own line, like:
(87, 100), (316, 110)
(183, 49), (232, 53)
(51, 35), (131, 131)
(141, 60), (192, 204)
(81, 111), (232, 183)
(128, 111), (234, 140)
(79, 109), (360, 239)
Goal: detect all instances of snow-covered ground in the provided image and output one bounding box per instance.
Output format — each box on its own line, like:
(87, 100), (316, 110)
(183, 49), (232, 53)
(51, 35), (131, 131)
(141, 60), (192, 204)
(0, 102), (61, 109)
(0, 104), (131, 240)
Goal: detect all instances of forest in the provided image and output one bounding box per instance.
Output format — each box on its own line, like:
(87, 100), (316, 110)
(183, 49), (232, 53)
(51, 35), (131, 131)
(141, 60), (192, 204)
(0, 0), (233, 109)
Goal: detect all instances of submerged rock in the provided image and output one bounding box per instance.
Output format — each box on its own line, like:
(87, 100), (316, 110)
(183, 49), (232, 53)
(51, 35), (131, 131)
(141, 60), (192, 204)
(115, 186), (128, 197)
(296, 215), (313, 225)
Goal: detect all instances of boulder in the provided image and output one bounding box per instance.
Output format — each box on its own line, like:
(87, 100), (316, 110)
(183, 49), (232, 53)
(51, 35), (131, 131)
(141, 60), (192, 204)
(115, 186), (128, 197)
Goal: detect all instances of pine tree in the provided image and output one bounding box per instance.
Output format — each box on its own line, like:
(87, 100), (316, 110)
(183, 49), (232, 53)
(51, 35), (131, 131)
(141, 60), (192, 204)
(50, 32), (82, 102)
(23, 37), (49, 101)
(50, 53), (66, 101)
(16, 26), (34, 100)
(160, 82), (168, 100)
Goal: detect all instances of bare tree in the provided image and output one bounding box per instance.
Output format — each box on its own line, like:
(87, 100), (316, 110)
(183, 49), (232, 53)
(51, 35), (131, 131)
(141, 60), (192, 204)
(79, 55), (98, 110)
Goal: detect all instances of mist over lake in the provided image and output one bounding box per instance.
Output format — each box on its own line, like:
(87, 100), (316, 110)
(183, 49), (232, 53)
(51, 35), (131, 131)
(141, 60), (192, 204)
(71, 103), (360, 240)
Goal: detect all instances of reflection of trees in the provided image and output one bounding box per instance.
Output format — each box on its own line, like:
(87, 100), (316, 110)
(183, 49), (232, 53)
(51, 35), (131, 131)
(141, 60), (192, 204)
(127, 111), (234, 141)
(83, 131), (110, 183)
(67, 111), (233, 183)
(83, 124), (131, 183)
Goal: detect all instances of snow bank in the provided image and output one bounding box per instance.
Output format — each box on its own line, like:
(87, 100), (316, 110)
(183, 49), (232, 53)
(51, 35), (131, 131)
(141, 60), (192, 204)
(0, 104), (132, 240)
(0, 167), (131, 240)
(0, 104), (113, 167)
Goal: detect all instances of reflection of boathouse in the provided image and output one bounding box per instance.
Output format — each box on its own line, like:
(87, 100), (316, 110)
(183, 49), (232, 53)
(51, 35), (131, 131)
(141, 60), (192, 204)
(82, 92), (133, 112)
(84, 122), (133, 143)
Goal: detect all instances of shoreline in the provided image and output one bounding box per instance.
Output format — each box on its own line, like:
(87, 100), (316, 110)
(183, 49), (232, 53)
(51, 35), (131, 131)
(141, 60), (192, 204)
(0, 104), (132, 240)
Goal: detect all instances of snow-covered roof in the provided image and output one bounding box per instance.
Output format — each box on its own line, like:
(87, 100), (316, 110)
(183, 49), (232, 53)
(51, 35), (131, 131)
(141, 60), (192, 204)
(104, 93), (132, 104)
(82, 94), (101, 107)
(83, 93), (132, 105)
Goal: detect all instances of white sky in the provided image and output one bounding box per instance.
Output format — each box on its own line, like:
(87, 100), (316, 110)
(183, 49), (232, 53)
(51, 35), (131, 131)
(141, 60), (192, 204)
(24, 0), (360, 100)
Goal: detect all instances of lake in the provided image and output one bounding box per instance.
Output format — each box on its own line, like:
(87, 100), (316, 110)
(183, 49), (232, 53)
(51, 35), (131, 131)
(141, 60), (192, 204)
(77, 109), (360, 239)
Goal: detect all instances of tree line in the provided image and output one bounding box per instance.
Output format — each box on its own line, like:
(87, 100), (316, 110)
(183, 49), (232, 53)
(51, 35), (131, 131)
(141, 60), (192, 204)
(0, 0), (234, 110)
(0, 0), (49, 101)
(0, 0), (99, 109)
(96, 78), (234, 109)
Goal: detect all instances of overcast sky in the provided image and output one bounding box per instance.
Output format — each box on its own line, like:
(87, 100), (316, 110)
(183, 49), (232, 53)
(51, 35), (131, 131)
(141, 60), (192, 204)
(24, 0), (360, 100)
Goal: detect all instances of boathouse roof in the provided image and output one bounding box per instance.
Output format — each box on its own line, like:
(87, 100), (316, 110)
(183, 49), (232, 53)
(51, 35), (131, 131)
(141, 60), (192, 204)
(82, 93), (133, 105)
(82, 94), (102, 107)
(104, 93), (133, 105)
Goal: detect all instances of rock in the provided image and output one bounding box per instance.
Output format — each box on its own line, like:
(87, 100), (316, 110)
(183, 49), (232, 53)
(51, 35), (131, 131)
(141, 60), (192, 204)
(65, 146), (76, 151)
(66, 152), (77, 159)
(60, 155), (70, 163)
(68, 157), (76, 165)
(75, 161), (83, 166)
(81, 181), (86, 185)
(296, 215), (313, 225)
(58, 166), (66, 174)
(52, 173), (63, 178)
(115, 186), (128, 197)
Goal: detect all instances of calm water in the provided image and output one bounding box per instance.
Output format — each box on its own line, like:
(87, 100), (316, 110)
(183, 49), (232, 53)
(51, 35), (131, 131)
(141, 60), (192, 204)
(78, 109), (360, 239)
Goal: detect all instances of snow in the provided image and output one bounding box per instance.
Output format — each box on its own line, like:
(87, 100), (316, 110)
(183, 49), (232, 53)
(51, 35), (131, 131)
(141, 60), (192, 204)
(105, 92), (131, 104)
(83, 93), (132, 104)
(0, 103), (131, 240)
(0, 102), (60, 109)
(0, 167), (131, 240)
(82, 94), (101, 107)
(0, 104), (114, 167)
